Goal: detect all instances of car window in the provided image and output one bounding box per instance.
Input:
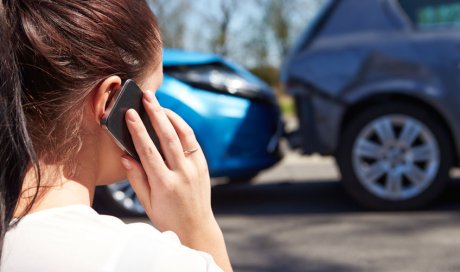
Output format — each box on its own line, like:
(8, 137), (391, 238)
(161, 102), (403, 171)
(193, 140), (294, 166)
(399, 0), (460, 29)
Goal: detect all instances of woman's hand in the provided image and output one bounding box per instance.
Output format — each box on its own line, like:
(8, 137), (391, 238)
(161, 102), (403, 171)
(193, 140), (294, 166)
(119, 90), (232, 271)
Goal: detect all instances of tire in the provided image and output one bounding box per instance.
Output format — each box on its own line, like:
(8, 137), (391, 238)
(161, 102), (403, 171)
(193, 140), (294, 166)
(95, 181), (146, 217)
(336, 102), (453, 210)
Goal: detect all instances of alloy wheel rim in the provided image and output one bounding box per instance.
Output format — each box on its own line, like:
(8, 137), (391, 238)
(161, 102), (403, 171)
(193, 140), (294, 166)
(352, 115), (440, 201)
(108, 180), (145, 214)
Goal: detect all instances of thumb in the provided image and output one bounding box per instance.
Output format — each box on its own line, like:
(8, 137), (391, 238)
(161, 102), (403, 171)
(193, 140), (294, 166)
(120, 155), (151, 210)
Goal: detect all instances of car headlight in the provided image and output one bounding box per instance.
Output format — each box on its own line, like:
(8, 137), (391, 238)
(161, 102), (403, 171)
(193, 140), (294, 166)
(165, 63), (274, 102)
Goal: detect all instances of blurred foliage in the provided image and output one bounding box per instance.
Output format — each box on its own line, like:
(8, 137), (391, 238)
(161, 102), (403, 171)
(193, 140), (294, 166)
(260, 0), (295, 58)
(280, 96), (295, 116)
(249, 66), (280, 88)
(149, 0), (326, 96)
(208, 0), (239, 56)
(149, 0), (325, 69)
(250, 66), (294, 116)
(148, 0), (189, 49)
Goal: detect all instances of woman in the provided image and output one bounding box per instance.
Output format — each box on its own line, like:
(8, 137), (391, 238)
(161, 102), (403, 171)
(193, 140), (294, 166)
(0, 1), (232, 271)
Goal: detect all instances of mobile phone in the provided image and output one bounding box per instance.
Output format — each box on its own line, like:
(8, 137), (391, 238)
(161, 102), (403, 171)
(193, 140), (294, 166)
(100, 79), (162, 162)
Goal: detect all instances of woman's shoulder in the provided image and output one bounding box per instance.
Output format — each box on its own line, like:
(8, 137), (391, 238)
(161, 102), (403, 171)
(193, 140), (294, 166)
(10, 205), (127, 232)
(1, 205), (155, 271)
(2, 205), (222, 272)
(6, 204), (162, 241)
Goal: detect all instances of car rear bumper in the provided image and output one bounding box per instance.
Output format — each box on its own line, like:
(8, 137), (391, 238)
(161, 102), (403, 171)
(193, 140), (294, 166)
(290, 93), (344, 155)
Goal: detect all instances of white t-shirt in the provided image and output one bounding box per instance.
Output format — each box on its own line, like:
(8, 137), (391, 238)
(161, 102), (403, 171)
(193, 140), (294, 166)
(1, 205), (223, 272)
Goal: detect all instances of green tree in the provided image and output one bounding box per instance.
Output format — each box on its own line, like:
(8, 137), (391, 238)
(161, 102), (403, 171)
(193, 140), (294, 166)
(205, 0), (239, 56)
(262, 0), (325, 59)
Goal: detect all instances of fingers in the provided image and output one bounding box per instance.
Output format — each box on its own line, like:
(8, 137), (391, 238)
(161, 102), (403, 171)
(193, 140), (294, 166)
(120, 155), (151, 208)
(125, 109), (168, 177)
(164, 109), (208, 171)
(142, 90), (185, 169)
(163, 109), (201, 155)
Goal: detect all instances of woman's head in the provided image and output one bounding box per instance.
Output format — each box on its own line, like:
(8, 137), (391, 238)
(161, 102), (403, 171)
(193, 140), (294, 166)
(5, 0), (162, 165)
(0, 0), (163, 253)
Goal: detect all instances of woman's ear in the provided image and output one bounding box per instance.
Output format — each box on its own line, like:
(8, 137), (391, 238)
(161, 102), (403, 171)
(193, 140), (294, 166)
(91, 76), (122, 124)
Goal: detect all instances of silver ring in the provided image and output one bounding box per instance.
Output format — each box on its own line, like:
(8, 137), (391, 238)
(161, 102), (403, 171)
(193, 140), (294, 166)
(183, 147), (199, 155)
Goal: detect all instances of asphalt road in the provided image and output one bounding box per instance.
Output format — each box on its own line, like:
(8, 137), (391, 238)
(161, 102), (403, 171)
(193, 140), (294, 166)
(122, 153), (460, 272)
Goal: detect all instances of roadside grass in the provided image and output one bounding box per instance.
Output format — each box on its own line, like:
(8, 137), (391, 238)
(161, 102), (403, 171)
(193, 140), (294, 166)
(279, 95), (295, 117)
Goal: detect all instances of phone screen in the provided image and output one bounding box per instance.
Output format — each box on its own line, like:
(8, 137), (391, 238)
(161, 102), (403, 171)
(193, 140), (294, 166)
(100, 79), (162, 162)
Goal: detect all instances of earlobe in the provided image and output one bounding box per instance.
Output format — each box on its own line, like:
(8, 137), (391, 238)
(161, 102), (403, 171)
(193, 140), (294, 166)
(92, 76), (122, 124)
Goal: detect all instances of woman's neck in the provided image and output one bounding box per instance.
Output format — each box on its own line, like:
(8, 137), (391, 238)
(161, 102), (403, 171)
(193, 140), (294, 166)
(13, 159), (98, 218)
(12, 119), (126, 218)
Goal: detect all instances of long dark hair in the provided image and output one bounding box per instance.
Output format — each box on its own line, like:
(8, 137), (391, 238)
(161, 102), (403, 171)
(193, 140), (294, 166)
(0, 0), (162, 259)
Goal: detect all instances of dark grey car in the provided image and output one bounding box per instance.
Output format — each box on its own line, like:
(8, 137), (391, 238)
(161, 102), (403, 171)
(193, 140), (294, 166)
(282, 0), (460, 209)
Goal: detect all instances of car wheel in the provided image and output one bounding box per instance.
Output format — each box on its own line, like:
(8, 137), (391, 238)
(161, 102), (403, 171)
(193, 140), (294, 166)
(337, 102), (453, 210)
(97, 181), (146, 216)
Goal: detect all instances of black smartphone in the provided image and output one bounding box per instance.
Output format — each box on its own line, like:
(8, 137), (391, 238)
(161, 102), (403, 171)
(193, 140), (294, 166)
(100, 79), (161, 162)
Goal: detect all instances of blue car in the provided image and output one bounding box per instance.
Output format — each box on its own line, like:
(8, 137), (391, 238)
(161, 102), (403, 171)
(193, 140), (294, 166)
(96, 49), (283, 215)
